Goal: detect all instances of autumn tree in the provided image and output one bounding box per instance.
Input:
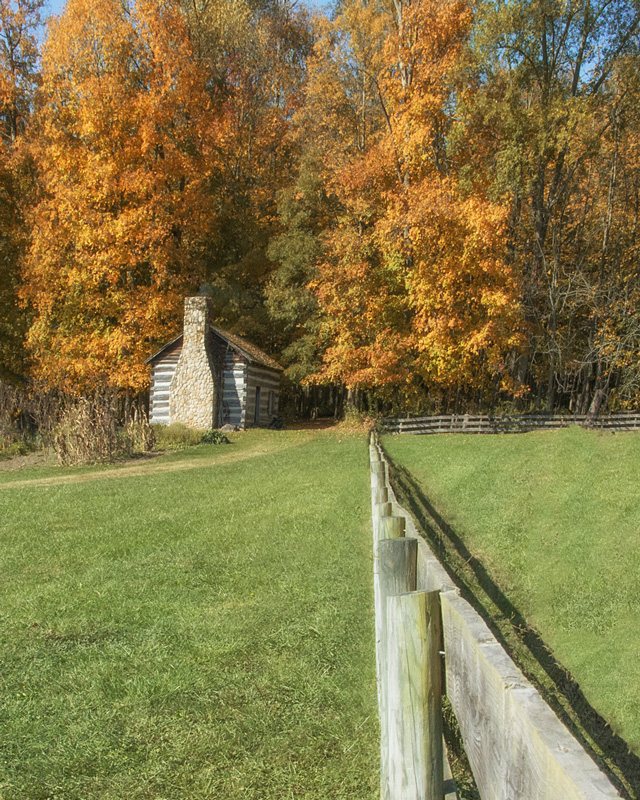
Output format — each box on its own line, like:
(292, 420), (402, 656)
(22, 0), (223, 391)
(293, 0), (523, 411)
(15, 0), (640, 414)
(572, 59), (640, 412)
(183, 0), (313, 346)
(468, 0), (640, 411)
(263, 3), (389, 413)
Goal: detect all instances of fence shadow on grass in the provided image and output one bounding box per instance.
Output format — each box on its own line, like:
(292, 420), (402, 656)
(384, 452), (640, 800)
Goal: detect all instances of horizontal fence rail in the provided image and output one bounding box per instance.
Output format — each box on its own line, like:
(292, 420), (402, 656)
(369, 434), (623, 800)
(381, 413), (640, 435)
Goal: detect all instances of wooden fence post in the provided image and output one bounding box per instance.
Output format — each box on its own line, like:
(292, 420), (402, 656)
(371, 483), (389, 536)
(371, 463), (387, 531)
(372, 486), (389, 506)
(379, 515), (405, 540)
(371, 471), (386, 490)
(375, 502), (392, 536)
(386, 590), (443, 800)
(378, 538), (418, 800)
(373, 502), (395, 710)
(372, 510), (401, 641)
(373, 514), (407, 798)
(379, 538), (418, 603)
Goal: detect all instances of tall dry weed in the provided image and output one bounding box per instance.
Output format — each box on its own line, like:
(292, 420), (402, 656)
(1, 381), (154, 464)
(54, 391), (154, 465)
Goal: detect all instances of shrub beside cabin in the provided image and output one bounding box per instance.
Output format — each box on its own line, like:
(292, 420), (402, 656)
(147, 297), (283, 429)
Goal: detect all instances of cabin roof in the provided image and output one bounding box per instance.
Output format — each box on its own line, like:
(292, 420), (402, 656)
(145, 326), (283, 372)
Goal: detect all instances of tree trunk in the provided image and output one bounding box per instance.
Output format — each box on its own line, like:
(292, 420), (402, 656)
(588, 388), (607, 419)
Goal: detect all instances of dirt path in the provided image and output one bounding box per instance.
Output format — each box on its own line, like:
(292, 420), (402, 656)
(0, 442), (299, 490)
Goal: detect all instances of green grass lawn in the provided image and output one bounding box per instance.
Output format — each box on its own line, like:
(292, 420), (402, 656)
(383, 428), (640, 757)
(0, 430), (378, 800)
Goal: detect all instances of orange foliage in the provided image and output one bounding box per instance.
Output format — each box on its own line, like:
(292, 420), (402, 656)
(307, 0), (523, 398)
(22, 0), (222, 391)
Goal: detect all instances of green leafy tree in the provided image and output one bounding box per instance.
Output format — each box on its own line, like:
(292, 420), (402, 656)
(265, 155), (339, 383)
(0, 0), (42, 381)
(185, 0), (313, 347)
(468, 0), (640, 410)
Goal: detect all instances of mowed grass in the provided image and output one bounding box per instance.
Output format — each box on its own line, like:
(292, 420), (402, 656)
(0, 430), (378, 800)
(383, 427), (640, 753)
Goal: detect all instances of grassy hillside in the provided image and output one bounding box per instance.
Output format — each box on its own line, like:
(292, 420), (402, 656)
(0, 430), (378, 800)
(383, 428), (640, 760)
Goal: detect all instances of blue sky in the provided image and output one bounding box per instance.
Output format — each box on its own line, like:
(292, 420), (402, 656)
(43, 0), (65, 17)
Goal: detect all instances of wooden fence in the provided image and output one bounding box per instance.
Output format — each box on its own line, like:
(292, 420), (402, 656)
(369, 435), (623, 800)
(381, 412), (640, 435)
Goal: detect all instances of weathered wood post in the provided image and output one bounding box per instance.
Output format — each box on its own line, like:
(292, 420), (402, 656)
(378, 538), (418, 800)
(374, 500), (392, 540)
(374, 515), (407, 798)
(371, 449), (390, 714)
(379, 538), (418, 610)
(373, 516), (405, 647)
(374, 517), (404, 658)
(371, 460), (387, 526)
(375, 500), (392, 531)
(373, 501), (394, 682)
(371, 462), (386, 495)
(379, 515), (405, 540)
(386, 590), (443, 800)
(372, 486), (389, 508)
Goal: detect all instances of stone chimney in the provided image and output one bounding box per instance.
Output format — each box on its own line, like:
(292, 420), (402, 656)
(169, 297), (217, 429)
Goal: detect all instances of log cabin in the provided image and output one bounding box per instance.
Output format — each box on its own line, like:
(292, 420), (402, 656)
(146, 297), (283, 429)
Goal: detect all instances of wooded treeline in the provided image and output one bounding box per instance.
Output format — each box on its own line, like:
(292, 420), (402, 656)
(1, 0), (639, 416)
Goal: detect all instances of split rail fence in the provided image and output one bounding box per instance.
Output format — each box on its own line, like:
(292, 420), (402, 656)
(369, 435), (623, 800)
(381, 413), (640, 435)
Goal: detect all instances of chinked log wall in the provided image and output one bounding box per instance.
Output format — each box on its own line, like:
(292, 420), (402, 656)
(369, 435), (622, 800)
(381, 413), (640, 435)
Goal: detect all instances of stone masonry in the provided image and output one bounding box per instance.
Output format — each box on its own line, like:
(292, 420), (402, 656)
(169, 297), (218, 429)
